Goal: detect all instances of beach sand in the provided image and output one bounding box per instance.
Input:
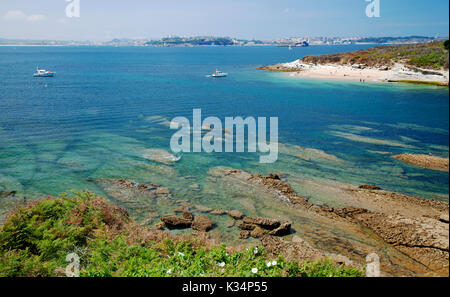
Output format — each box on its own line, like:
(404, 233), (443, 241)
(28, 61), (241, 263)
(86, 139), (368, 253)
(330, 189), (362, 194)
(260, 60), (449, 86)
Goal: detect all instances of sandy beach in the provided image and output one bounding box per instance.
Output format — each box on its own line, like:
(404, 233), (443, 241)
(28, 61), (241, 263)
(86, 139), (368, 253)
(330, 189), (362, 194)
(260, 60), (449, 86)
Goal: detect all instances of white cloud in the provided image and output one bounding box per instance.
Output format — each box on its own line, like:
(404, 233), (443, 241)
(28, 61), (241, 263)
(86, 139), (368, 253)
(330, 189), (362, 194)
(3, 10), (46, 22)
(27, 14), (46, 22)
(4, 10), (27, 20)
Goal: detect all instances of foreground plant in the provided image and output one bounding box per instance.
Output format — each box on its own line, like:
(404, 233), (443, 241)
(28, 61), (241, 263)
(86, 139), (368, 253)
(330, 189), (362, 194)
(0, 192), (363, 277)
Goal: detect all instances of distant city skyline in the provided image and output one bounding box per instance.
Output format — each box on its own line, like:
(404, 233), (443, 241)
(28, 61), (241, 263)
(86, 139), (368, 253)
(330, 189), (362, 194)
(0, 0), (449, 41)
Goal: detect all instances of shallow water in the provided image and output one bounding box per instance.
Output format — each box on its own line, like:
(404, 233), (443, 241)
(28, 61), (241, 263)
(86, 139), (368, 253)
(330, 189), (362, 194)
(0, 46), (448, 229)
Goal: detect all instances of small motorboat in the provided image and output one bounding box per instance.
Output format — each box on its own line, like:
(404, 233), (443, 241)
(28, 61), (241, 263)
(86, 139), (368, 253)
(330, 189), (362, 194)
(211, 69), (228, 78)
(33, 67), (55, 77)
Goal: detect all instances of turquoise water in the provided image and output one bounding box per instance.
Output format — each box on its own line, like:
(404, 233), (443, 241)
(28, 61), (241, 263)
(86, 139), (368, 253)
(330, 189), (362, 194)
(0, 45), (448, 213)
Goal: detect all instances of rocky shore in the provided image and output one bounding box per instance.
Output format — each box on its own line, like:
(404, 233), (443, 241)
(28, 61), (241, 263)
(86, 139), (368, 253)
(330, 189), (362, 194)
(208, 168), (449, 276)
(2, 168), (448, 276)
(393, 154), (449, 172)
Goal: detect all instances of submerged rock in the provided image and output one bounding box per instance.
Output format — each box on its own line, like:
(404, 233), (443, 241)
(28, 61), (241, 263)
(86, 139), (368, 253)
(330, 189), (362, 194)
(393, 154), (449, 172)
(92, 178), (172, 219)
(228, 210), (244, 220)
(211, 209), (227, 215)
(225, 219), (235, 228)
(142, 149), (181, 165)
(191, 214), (214, 232)
(250, 226), (266, 238)
(194, 205), (213, 213)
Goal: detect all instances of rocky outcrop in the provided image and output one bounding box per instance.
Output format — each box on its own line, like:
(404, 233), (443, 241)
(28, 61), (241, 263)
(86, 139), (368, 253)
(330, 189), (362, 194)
(160, 215), (192, 229)
(237, 216), (292, 238)
(327, 205), (449, 274)
(142, 148), (181, 165)
(261, 235), (324, 262)
(228, 210), (244, 220)
(191, 214), (214, 231)
(243, 217), (280, 230)
(210, 167), (449, 275)
(393, 154), (449, 172)
(159, 210), (215, 232)
(359, 184), (382, 190)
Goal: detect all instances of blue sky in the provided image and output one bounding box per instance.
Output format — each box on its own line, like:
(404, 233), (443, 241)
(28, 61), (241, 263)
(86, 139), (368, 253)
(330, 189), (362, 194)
(0, 0), (448, 40)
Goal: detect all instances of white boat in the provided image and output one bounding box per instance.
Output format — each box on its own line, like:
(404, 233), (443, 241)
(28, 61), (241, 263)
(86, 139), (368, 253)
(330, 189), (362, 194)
(33, 67), (55, 77)
(211, 69), (228, 78)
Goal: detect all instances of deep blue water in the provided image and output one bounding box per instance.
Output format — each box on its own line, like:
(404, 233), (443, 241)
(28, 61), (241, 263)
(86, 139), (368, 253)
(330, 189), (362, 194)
(0, 45), (448, 206)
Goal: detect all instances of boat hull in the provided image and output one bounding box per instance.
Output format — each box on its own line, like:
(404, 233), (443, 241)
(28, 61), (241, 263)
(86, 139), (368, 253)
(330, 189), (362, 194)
(33, 73), (54, 77)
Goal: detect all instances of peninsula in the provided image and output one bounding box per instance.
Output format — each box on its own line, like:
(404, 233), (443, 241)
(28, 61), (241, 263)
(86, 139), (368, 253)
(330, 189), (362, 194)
(258, 41), (450, 86)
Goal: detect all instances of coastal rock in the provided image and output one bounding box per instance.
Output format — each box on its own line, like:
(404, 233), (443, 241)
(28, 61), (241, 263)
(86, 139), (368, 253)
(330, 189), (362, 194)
(155, 222), (166, 230)
(225, 219), (235, 228)
(239, 230), (250, 239)
(334, 207), (449, 273)
(228, 210), (244, 220)
(439, 214), (449, 224)
(237, 222), (257, 231)
(191, 214), (214, 232)
(243, 217), (281, 230)
(154, 187), (171, 195)
(194, 205), (213, 213)
(142, 148), (181, 165)
(181, 209), (194, 221)
(268, 222), (292, 236)
(208, 166), (450, 275)
(92, 178), (173, 219)
(160, 215), (192, 229)
(211, 209), (227, 215)
(174, 206), (190, 213)
(261, 235), (324, 262)
(250, 226), (266, 238)
(358, 184), (382, 190)
(393, 154), (449, 172)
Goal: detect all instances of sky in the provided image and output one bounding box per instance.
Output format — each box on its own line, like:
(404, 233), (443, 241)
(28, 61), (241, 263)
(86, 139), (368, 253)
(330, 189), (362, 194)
(0, 0), (449, 41)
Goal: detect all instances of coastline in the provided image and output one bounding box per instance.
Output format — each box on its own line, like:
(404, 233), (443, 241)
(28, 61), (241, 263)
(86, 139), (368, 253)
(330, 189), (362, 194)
(258, 60), (449, 87)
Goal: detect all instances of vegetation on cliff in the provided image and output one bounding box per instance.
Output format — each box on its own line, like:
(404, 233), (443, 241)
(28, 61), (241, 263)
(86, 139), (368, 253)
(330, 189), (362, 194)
(0, 192), (363, 277)
(302, 41), (449, 70)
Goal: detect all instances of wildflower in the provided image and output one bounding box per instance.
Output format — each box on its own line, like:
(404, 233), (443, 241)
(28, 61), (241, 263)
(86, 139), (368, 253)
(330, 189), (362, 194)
(253, 247), (258, 255)
(271, 260), (277, 266)
(266, 262), (272, 268)
(166, 269), (172, 274)
(218, 262), (225, 267)
(252, 268), (258, 274)
(177, 252), (185, 257)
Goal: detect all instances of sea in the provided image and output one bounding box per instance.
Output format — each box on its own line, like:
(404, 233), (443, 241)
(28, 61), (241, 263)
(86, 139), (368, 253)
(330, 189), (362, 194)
(0, 45), (448, 249)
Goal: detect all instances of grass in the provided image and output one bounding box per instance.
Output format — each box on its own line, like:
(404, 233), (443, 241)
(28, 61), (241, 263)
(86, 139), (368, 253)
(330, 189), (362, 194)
(0, 192), (364, 277)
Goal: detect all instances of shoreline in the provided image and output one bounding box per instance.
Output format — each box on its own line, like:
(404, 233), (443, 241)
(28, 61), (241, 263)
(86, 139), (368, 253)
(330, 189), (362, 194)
(258, 61), (449, 87)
